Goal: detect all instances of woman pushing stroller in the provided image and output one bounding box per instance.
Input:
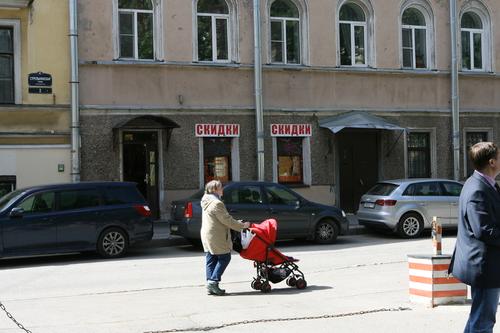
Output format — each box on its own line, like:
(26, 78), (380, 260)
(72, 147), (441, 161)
(200, 180), (250, 296)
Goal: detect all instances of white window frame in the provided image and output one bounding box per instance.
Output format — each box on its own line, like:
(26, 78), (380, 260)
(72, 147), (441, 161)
(338, 19), (367, 67)
(272, 137), (311, 186)
(404, 128), (436, 179)
(461, 26), (484, 71)
(401, 24), (427, 69)
(270, 16), (301, 65)
(196, 12), (231, 63)
(462, 128), (492, 178)
(0, 19), (21, 104)
(112, 0), (164, 61)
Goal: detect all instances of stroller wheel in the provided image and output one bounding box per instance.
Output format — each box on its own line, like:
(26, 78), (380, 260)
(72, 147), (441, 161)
(260, 282), (272, 293)
(286, 277), (297, 287)
(296, 278), (307, 290)
(251, 279), (263, 290)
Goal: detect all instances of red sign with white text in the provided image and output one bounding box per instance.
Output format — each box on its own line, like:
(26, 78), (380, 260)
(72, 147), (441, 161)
(270, 124), (312, 137)
(195, 124), (240, 137)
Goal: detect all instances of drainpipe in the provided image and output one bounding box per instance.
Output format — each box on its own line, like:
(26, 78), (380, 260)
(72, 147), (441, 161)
(450, 0), (460, 181)
(253, 0), (265, 181)
(69, 0), (80, 182)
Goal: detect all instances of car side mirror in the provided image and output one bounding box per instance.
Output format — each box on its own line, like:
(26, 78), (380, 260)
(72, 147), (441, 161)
(9, 207), (24, 218)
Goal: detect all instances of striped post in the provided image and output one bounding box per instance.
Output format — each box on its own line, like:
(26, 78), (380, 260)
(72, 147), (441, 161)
(408, 255), (467, 307)
(431, 216), (442, 255)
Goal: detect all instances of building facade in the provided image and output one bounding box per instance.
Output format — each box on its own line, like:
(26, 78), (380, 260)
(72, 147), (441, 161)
(0, 0), (71, 196)
(78, 0), (500, 218)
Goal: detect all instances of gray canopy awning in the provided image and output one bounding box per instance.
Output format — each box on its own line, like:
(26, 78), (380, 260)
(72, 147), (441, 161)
(319, 111), (406, 134)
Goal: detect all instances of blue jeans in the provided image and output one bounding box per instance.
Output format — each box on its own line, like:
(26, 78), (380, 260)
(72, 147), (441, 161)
(205, 252), (231, 282)
(464, 287), (500, 333)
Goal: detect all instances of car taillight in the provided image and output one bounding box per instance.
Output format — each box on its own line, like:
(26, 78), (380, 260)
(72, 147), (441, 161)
(134, 204), (152, 217)
(375, 199), (397, 206)
(184, 202), (193, 218)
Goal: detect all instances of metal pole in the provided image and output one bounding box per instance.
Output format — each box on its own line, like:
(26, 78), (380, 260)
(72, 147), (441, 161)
(253, 0), (265, 181)
(450, 0), (460, 180)
(69, 0), (80, 182)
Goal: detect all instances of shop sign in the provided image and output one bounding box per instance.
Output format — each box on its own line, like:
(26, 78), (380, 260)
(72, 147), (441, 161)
(270, 124), (312, 137)
(195, 124), (240, 137)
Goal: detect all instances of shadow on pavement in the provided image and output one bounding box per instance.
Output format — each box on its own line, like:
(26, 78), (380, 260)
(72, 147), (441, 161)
(227, 284), (333, 296)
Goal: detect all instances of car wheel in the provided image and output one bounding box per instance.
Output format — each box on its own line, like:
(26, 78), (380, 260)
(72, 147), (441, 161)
(398, 213), (424, 238)
(314, 219), (339, 244)
(97, 227), (129, 258)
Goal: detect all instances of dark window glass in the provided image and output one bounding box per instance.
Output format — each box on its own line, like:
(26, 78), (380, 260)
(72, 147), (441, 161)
(224, 186), (263, 205)
(466, 132), (488, 177)
(402, 28), (412, 67)
(415, 28), (427, 68)
(407, 132), (431, 178)
(119, 12), (135, 58)
(197, 0), (229, 14)
(0, 189), (21, 211)
(339, 3), (365, 21)
(18, 192), (55, 214)
(441, 182), (463, 196)
(286, 20), (300, 63)
(461, 12), (482, 29)
(366, 183), (399, 196)
(473, 32), (482, 69)
(0, 175), (15, 198)
(354, 25), (365, 64)
(204, 138), (232, 183)
(277, 137), (303, 184)
(0, 28), (14, 104)
(271, 0), (299, 18)
(58, 189), (101, 211)
(271, 20), (283, 62)
(402, 8), (425, 26)
(198, 16), (213, 61)
(339, 23), (352, 65)
(461, 30), (471, 69)
(216, 18), (228, 60)
(137, 12), (154, 59)
(104, 186), (144, 205)
(265, 185), (299, 206)
(404, 182), (441, 196)
(119, 0), (152, 10)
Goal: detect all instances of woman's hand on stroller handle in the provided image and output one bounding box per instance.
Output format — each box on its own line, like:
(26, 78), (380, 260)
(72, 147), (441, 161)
(242, 221), (252, 229)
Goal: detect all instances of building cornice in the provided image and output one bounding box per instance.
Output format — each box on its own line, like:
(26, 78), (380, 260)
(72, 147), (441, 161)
(0, 0), (32, 9)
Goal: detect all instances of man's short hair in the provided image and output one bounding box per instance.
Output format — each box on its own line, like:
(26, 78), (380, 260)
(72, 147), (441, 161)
(469, 142), (498, 171)
(205, 180), (222, 194)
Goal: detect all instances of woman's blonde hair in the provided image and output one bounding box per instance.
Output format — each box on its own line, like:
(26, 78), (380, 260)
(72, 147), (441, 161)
(205, 180), (223, 194)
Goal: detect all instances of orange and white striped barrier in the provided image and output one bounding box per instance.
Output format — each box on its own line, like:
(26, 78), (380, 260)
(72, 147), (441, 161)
(408, 254), (467, 307)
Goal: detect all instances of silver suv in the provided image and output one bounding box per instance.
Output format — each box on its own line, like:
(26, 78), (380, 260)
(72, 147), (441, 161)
(356, 179), (463, 238)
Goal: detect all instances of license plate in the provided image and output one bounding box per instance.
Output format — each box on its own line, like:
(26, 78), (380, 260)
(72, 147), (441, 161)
(170, 225), (178, 231)
(364, 202), (375, 209)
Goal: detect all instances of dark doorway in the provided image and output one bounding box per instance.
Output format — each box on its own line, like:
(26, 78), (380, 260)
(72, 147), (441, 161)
(123, 131), (159, 219)
(338, 130), (379, 213)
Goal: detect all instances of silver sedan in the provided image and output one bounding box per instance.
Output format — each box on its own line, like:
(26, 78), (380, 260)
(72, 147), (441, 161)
(356, 179), (463, 238)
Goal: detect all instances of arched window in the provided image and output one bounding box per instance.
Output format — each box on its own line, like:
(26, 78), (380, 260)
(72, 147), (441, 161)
(339, 2), (366, 66)
(461, 12), (484, 70)
(402, 8), (427, 69)
(270, 0), (301, 64)
(196, 0), (230, 62)
(118, 0), (154, 60)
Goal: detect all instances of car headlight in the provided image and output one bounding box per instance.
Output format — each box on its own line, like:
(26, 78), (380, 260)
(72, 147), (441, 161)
(341, 210), (346, 218)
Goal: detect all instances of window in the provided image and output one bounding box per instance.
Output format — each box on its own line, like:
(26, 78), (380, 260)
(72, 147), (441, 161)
(277, 137), (303, 184)
(402, 8), (427, 69)
(461, 12), (483, 71)
(441, 182), (463, 196)
(104, 186), (145, 205)
(270, 0), (300, 64)
(366, 183), (399, 196)
(18, 192), (55, 214)
(118, 0), (154, 60)
(465, 131), (488, 177)
(0, 175), (15, 198)
(223, 185), (263, 205)
(197, 0), (230, 62)
(407, 132), (431, 178)
(339, 3), (366, 66)
(0, 27), (14, 103)
(403, 182), (441, 196)
(265, 185), (299, 206)
(58, 189), (101, 211)
(203, 138), (232, 183)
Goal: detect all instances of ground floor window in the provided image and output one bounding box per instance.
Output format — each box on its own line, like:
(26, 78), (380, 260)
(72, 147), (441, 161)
(465, 131), (488, 177)
(0, 175), (16, 197)
(407, 132), (431, 178)
(277, 137), (303, 184)
(203, 137), (232, 183)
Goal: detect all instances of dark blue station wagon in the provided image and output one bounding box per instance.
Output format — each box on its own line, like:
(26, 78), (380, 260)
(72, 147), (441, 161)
(0, 182), (153, 259)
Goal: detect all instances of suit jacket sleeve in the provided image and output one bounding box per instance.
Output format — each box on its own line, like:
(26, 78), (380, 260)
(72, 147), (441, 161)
(467, 190), (500, 247)
(213, 201), (245, 231)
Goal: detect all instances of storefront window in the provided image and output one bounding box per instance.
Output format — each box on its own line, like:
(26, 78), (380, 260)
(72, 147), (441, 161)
(204, 138), (232, 183)
(277, 137), (303, 184)
(407, 132), (431, 178)
(0, 175), (16, 198)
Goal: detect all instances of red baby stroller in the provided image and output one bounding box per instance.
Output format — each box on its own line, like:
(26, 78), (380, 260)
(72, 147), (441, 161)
(235, 219), (307, 293)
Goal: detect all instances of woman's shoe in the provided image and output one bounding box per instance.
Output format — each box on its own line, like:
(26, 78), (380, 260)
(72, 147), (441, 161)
(207, 282), (226, 296)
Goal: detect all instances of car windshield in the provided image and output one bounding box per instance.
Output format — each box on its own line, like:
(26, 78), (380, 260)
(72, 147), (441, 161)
(0, 190), (23, 212)
(366, 183), (399, 196)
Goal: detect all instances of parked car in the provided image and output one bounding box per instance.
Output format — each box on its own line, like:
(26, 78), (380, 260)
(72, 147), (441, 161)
(0, 182), (153, 259)
(356, 179), (463, 238)
(169, 181), (348, 244)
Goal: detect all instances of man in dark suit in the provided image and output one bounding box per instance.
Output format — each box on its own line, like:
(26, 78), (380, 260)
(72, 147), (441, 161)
(450, 142), (500, 333)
